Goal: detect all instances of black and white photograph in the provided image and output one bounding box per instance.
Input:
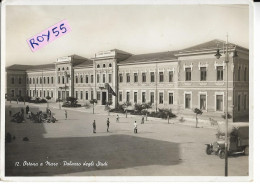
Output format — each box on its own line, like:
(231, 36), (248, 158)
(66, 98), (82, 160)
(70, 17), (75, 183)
(1, 0), (253, 182)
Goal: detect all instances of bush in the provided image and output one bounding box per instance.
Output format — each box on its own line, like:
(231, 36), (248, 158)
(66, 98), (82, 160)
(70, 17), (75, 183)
(109, 104), (125, 113)
(56, 98), (63, 102)
(149, 108), (176, 119)
(221, 112), (232, 119)
(62, 103), (81, 108)
(62, 96), (81, 108)
(29, 98), (47, 103)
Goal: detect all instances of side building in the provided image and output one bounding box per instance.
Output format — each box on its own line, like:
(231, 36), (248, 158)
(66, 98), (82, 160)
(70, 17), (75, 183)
(6, 40), (249, 122)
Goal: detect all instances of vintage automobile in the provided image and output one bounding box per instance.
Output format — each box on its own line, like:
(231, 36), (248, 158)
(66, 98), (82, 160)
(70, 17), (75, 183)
(205, 123), (249, 159)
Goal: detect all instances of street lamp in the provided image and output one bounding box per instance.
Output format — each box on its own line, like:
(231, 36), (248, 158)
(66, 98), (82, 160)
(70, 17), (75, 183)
(215, 35), (238, 177)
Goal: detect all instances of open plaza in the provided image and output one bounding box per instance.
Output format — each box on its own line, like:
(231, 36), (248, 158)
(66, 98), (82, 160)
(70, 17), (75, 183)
(5, 101), (248, 176)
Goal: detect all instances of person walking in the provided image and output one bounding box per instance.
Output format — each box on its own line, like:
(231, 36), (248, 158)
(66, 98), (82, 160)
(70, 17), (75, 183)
(141, 115), (144, 124)
(116, 114), (119, 123)
(134, 121), (137, 134)
(93, 120), (96, 133)
(65, 110), (67, 120)
(107, 118), (110, 132)
(26, 105), (29, 114)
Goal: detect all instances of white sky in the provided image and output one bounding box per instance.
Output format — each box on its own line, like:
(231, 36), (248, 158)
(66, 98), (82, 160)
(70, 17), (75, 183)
(5, 4), (249, 66)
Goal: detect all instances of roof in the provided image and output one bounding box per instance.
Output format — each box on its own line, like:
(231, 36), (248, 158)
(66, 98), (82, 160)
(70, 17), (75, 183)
(119, 51), (177, 64)
(74, 59), (93, 68)
(6, 64), (55, 71)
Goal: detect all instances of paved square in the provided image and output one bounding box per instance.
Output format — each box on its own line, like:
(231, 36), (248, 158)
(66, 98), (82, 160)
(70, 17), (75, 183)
(5, 103), (248, 176)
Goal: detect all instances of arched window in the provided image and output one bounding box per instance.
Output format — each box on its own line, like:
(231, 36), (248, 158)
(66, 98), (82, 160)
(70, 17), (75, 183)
(97, 64), (100, 68)
(33, 78), (35, 84)
(80, 75), (83, 83)
(109, 63), (112, 67)
(29, 78), (32, 84)
(58, 68), (60, 71)
(62, 67), (64, 71)
(44, 77), (46, 84)
(103, 64), (106, 68)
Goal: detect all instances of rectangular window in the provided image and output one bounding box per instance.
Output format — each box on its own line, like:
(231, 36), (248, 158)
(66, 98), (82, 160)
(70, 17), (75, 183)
(119, 92), (122, 102)
(150, 72), (155, 82)
(91, 91), (93, 100)
(80, 91), (83, 100)
(51, 91), (53, 98)
(62, 76), (65, 84)
(97, 92), (100, 100)
(244, 67), (247, 81)
(142, 92), (146, 103)
(238, 67), (241, 81)
(19, 77), (22, 84)
(43, 90), (45, 97)
(97, 74), (100, 83)
(185, 94), (191, 109)
(216, 95), (223, 111)
(30, 90), (31, 97)
(142, 73), (146, 82)
(75, 91), (78, 99)
(126, 92), (130, 102)
(58, 91), (61, 99)
(103, 74), (106, 83)
(86, 75), (89, 83)
(58, 76), (60, 84)
(126, 73), (130, 83)
(85, 91), (88, 100)
(217, 66), (223, 81)
(134, 73), (138, 83)
(185, 68), (191, 81)
(200, 94), (206, 110)
(200, 67), (207, 81)
(159, 92), (164, 104)
(80, 76), (83, 83)
(119, 74), (123, 83)
(91, 75), (94, 83)
(40, 90), (42, 97)
(159, 72), (164, 82)
(44, 77), (46, 84)
(109, 74), (112, 83)
(51, 77), (54, 84)
(169, 71), (173, 82)
(47, 77), (49, 84)
(169, 93), (173, 104)
(11, 77), (15, 84)
(134, 92), (138, 103)
(244, 94), (247, 110)
(150, 92), (154, 104)
(238, 95), (241, 111)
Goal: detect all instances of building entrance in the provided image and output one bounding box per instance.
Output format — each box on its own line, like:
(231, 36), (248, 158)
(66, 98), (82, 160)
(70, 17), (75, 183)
(102, 92), (107, 105)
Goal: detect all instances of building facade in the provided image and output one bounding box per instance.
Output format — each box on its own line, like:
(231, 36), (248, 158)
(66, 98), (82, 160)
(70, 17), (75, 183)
(6, 40), (249, 121)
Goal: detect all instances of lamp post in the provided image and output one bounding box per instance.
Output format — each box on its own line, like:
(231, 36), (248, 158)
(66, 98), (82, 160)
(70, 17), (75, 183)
(215, 35), (238, 177)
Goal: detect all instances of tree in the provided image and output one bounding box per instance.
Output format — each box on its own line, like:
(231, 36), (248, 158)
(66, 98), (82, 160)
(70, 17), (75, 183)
(143, 102), (152, 121)
(193, 108), (203, 128)
(122, 101), (132, 118)
(105, 101), (113, 116)
(89, 99), (97, 114)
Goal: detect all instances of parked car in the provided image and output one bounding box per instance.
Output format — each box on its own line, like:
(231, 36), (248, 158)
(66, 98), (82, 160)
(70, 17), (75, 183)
(205, 123), (249, 159)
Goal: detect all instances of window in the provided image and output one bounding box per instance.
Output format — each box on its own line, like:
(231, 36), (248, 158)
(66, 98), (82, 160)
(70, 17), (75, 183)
(51, 77), (54, 84)
(119, 74), (123, 83)
(185, 94), (191, 109)
(85, 91), (88, 100)
(67, 67), (69, 70)
(142, 92), (146, 103)
(58, 76), (60, 84)
(86, 75), (89, 83)
(109, 63), (112, 67)
(58, 68), (60, 71)
(30, 90), (31, 97)
(62, 76), (65, 84)
(80, 91), (83, 100)
(91, 75), (94, 83)
(109, 74), (112, 83)
(150, 72), (155, 82)
(43, 90), (45, 97)
(103, 64), (106, 68)
(244, 67), (247, 81)
(119, 92), (122, 102)
(169, 71), (173, 82)
(185, 68), (191, 81)
(159, 72), (164, 82)
(150, 92), (154, 104)
(200, 67), (207, 81)
(126, 73), (130, 83)
(51, 91), (53, 98)
(18, 77), (22, 84)
(134, 92), (138, 103)
(37, 78), (39, 84)
(216, 95), (223, 111)
(103, 74), (106, 83)
(217, 66), (223, 81)
(238, 67), (241, 81)
(44, 77), (46, 84)
(80, 75), (83, 83)
(200, 94), (206, 110)
(47, 77), (50, 84)
(91, 91), (93, 100)
(97, 74), (100, 83)
(47, 90), (50, 97)
(134, 73), (138, 83)
(97, 64), (100, 68)
(75, 91), (78, 99)
(244, 94), (247, 110)
(62, 67), (64, 71)
(40, 77), (42, 84)
(159, 92), (164, 104)
(142, 73), (146, 82)
(169, 93), (173, 104)
(30, 78), (31, 84)
(238, 95), (241, 111)
(40, 90), (42, 97)
(33, 78), (35, 84)
(19, 90), (22, 96)
(11, 90), (14, 97)
(11, 77), (15, 84)
(126, 92), (130, 102)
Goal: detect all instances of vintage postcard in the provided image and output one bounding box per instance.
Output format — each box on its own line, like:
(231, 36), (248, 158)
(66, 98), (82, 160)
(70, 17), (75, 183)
(1, 0), (253, 182)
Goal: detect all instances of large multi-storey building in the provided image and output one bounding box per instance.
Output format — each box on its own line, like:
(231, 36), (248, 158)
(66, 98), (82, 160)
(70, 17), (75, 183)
(6, 40), (249, 121)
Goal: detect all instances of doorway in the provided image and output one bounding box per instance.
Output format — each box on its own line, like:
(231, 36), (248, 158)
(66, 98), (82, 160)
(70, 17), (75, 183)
(102, 92), (107, 105)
